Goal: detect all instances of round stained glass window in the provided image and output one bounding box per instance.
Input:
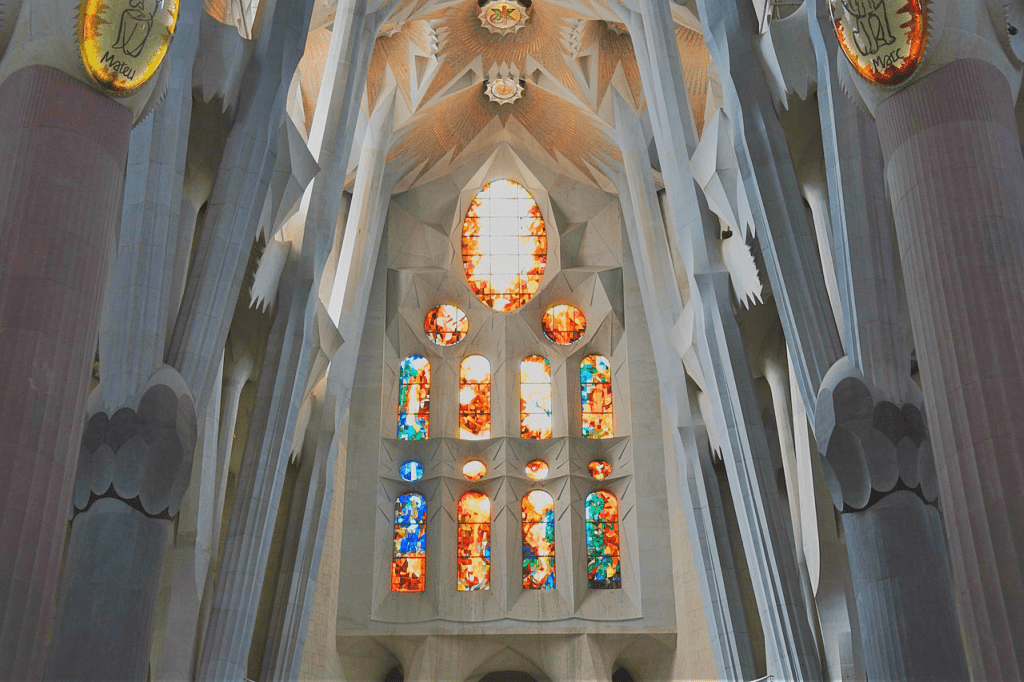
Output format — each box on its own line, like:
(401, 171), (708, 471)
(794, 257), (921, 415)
(400, 461), (424, 482)
(463, 460), (487, 481)
(525, 460), (549, 480)
(588, 460), (611, 480)
(424, 304), (469, 346)
(542, 304), (586, 345)
(461, 180), (547, 312)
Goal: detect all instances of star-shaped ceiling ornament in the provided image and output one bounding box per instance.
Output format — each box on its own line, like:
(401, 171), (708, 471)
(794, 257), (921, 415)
(477, 0), (530, 35)
(485, 77), (524, 104)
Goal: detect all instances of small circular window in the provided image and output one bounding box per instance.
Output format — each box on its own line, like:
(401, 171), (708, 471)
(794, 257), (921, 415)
(424, 304), (468, 346)
(525, 460), (549, 480)
(542, 304), (586, 345)
(461, 180), (547, 312)
(462, 460), (487, 481)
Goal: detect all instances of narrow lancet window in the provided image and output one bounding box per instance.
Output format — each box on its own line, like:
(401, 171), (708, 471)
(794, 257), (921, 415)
(398, 355), (430, 440)
(585, 490), (621, 589)
(522, 490), (555, 589)
(391, 493), (427, 592)
(520, 355), (552, 438)
(459, 355), (491, 439)
(580, 354), (613, 438)
(457, 492), (491, 590)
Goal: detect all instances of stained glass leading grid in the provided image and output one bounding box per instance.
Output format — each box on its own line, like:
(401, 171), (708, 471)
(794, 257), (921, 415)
(585, 490), (621, 589)
(580, 354), (613, 438)
(398, 355), (430, 440)
(520, 355), (552, 439)
(461, 180), (547, 312)
(522, 490), (555, 589)
(424, 304), (469, 346)
(459, 355), (491, 439)
(542, 304), (586, 345)
(457, 492), (491, 590)
(391, 493), (427, 592)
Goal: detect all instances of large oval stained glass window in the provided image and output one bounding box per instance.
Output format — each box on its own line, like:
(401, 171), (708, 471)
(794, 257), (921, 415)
(461, 180), (547, 312)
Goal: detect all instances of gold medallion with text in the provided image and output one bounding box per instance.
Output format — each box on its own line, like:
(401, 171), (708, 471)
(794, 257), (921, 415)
(830, 0), (927, 86)
(78, 0), (178, 94)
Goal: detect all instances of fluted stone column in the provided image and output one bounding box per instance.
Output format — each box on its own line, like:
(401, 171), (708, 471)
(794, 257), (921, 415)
(873, 57), (1024, 680)
(815, 361), (966, 681)
(0, 66), (131, 679)
(46, 370), (197, 680)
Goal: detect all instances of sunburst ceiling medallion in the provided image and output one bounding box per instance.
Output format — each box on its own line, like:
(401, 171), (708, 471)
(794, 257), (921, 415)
(478, 0), (530, 35)
(485, 77), (524, 105)
(606, 21), (628, 36)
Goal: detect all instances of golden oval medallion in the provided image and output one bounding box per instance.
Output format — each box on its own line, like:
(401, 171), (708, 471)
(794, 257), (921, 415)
(830, 0), (927, 87)
(78, 0), (178, 94)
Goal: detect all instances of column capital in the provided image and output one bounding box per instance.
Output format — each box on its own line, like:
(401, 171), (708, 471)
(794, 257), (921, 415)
(814, 357), (938, 512)
(76, 365), (197, 520)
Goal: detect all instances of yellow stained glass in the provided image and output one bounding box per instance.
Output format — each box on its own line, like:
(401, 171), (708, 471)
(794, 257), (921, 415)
(461, 180), (547, 312)
(525, 460), (549, 480)
(424, 305), (469, 346)
(542, 305), (586, 345)
(520, 355), (552, 439)
(522, 490), (555, 589)
(588, 460), (612, 480)
(462, 460), (487, 481)
(458, 492), (491, 590)
(459, 356), (491, 439)
(581, 354), (613, 438)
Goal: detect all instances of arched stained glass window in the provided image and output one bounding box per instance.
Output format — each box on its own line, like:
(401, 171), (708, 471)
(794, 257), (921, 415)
(391, 493), (427, 592)
(522, 490), (555, 589)
(585, 490), (620, 589)
(461, 180), (547, 312)
(459, 355), (491, 439)
(520, 355), (552, 439)
(580, 354), (613, 438)
(398, 355), (430, 440)
(457, 492), (491, 591)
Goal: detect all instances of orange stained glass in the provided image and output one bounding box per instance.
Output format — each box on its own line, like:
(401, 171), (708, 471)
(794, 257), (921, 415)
(520, 355), (552, 439)
(831, 0), (927, 87)
(462, 460), (487, 481)
(581, 354), (613, 438)
(459, 355), (491, 440)
(461, 180), (547, 312)
(457, 492), (491, 590)
(424, 305), (469, 346)
(585, 490), (621, 589)
(391, 493), (427, 592)
(522, 490), (555, 589)
(398, 355), (430, 440)
(542, 305), (586, 345)
(588, 460), (611, 480)
(525, 460), (549, 480)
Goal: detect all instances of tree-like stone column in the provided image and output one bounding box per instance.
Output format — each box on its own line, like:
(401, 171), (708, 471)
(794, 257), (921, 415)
(873, 58), (1024, 679)
(45, 370), (197, 680)
(815, 362), (966, 680)
(0, 66), (131, 679)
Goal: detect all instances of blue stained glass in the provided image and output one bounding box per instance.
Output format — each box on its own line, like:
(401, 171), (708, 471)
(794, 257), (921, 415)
(396, 493), (427, 525)
(400, 461), (424, 481)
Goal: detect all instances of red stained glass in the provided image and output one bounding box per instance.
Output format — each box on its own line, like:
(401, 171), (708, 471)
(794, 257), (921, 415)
(520, 355), (552, 439)
(525, 460), (549, 480)
(457, 492), (491, 590)
(461, 180), (547, 312)
(424, 304), (469, 346)
(588, 460), (611, 480)
(542, 305), (586, 345)
(459, 355), (491, 439)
